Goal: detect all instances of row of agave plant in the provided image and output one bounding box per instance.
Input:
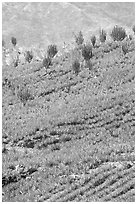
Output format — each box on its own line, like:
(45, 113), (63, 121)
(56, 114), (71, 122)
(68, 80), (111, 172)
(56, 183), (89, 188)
(2, 24), (135, 69)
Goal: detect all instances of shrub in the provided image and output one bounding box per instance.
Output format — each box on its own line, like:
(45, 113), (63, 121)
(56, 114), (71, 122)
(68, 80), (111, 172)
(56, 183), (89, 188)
(47, 44), (58, 58)
(14, 59), (19, 67)
(111, 25), (126, 41)
(82, 43), (93, 61)
(11, 37), (17, 46)
(75, 31), (84, 46)
(91, 35), (96, 47)
(99, 29), (106, 43)
(17, 87), (34, 106)
(132, 25), (135, 33)
(122, 42), (128, 55)
(25, 51), (33, 63)
(2, 39), (5, 48)
(128, 35), (132, 41)
(42, 56), (52, 68)
(72, 59), (80, 75)
(2, 145), (7, 153)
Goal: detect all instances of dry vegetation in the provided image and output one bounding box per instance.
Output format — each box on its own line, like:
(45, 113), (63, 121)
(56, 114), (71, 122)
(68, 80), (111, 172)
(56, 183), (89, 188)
(2, 27), (135, 201)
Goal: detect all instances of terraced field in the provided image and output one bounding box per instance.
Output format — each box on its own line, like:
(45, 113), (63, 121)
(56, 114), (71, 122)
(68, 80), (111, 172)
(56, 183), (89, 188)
(2, 38), (135, 202)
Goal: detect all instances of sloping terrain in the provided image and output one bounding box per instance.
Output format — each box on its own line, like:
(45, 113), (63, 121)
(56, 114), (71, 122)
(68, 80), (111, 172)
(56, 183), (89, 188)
(2, 2), (135, 47)
(2, 37), (135, 201)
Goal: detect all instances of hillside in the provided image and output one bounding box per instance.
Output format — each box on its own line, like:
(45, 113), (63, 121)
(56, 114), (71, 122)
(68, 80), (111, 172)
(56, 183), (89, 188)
(2, 2), (135, 202)
(2, 36), (135, 201)
(2, 2), (135, 47)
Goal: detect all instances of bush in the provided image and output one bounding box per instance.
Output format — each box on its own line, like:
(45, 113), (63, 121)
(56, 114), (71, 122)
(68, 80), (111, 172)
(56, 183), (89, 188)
(111, 25), (126, 41)
(2, 39), (5, 48)
(99, 29), (106, 43)
(132, 25), (135, 33)
(128, 34), (132, 41)
(42, 56), (52, 68)
(2, 145), (7, 153)
(25, 51), (33, 63)
(47, 44), (58, 58)
(14, 59), (19, 67)
(13, 55), (19, 67)
(82, 43), (93, 61)
(11, 37), (17, 46)
(75, 31), (84, 46)
(72, 59), (80, 75)
(17, 87), (34, 106)
(91, 35), (96, 47)
(122, 42), (128, 55)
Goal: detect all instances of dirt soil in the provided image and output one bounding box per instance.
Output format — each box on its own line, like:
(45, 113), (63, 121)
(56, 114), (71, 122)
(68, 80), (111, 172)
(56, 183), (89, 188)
(2, 39), (135, 202)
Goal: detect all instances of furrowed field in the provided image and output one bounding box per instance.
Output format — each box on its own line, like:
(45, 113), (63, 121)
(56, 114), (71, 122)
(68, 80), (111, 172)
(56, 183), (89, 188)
(2, 35), (135, 201)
